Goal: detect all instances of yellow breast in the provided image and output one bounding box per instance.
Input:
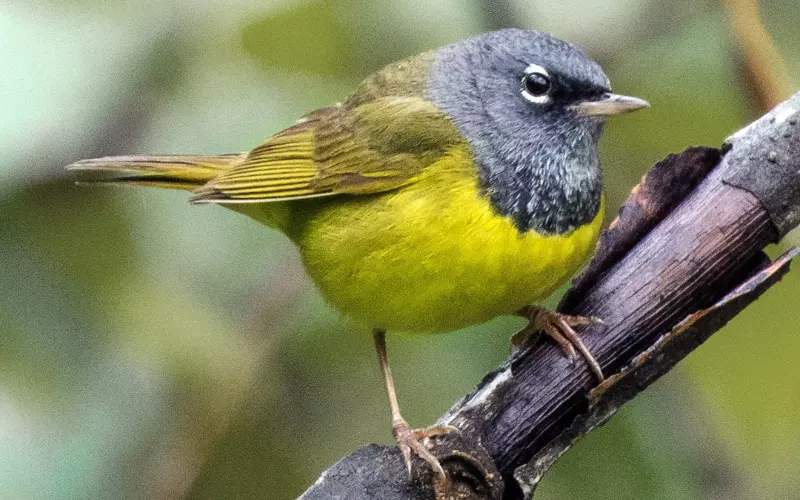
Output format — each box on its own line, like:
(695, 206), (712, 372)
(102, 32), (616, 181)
(294, 147), (603, 333)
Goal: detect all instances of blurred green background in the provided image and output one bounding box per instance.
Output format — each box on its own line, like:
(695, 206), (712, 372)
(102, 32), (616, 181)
(2, 0), (800, 499)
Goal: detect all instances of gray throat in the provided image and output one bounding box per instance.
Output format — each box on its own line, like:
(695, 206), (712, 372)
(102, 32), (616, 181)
(476, 135), (603, 236)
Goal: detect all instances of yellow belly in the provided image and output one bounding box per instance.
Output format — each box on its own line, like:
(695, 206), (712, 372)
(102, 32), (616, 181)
(292, 148), (603, 333)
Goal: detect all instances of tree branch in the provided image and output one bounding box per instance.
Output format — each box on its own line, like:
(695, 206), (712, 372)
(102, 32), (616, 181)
(300, 92), (800, 499)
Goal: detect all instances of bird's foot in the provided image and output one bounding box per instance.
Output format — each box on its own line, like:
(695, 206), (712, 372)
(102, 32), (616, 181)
(392, 418), (458, 481)
(513, 306), (604, 381)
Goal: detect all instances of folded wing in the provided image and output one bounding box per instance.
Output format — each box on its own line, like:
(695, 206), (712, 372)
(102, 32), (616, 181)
(190, 97), (463, 203)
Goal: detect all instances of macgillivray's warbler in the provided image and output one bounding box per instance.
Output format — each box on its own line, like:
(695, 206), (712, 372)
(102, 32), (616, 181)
(68, 28), (649, 481)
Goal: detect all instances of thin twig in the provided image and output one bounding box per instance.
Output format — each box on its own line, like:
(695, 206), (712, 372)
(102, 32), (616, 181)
(726, 0), (792, 112)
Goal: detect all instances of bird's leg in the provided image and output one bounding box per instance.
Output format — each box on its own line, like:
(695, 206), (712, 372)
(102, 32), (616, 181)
(512, 306), (605, 381)
(372, 329), (457, 482)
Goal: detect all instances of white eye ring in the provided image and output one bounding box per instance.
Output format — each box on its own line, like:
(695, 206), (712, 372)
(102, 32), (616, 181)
(521, 63), (552, 104)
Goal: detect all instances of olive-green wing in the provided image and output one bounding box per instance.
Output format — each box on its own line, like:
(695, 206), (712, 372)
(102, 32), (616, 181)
(190, 97), (464, 203)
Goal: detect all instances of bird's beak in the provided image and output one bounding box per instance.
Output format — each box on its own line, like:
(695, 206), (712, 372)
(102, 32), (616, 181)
(571, 93), (650, 117)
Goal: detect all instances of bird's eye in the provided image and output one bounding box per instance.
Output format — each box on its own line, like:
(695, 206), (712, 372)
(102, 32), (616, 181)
(523, 72), (550, 96)
(521, 64), (552, 104)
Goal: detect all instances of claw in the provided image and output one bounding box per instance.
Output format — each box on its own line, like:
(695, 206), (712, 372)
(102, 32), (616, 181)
(393, 420), (456, 480)
(515, 306), (605, 381)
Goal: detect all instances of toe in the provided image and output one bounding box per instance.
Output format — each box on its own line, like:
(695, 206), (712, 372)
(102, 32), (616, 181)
(393, 421), (452, 482)
(401, 435), (446, 480)
(559, 313), (603, 326)
(543, 322), (578, 359)
(413, 424), (458, 440)
(398, 442), (413, 475)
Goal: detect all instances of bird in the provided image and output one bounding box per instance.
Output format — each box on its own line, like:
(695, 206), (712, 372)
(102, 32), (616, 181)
(67, 28), (648, 482)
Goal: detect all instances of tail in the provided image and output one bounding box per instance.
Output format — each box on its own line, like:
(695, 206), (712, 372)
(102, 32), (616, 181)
(67, 153), (246, 191)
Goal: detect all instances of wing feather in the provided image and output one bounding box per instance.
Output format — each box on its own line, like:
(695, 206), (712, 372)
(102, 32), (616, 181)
(190, 97), (463, 203)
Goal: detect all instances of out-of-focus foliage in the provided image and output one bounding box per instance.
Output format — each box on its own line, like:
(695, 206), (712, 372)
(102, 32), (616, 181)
(1, 1), (799, 499)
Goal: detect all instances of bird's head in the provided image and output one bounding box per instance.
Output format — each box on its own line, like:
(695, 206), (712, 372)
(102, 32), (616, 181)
(427, 29), (649, 234)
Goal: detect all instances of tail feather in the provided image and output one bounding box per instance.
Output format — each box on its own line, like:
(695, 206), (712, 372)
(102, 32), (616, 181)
(67, 154), (246, 191)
